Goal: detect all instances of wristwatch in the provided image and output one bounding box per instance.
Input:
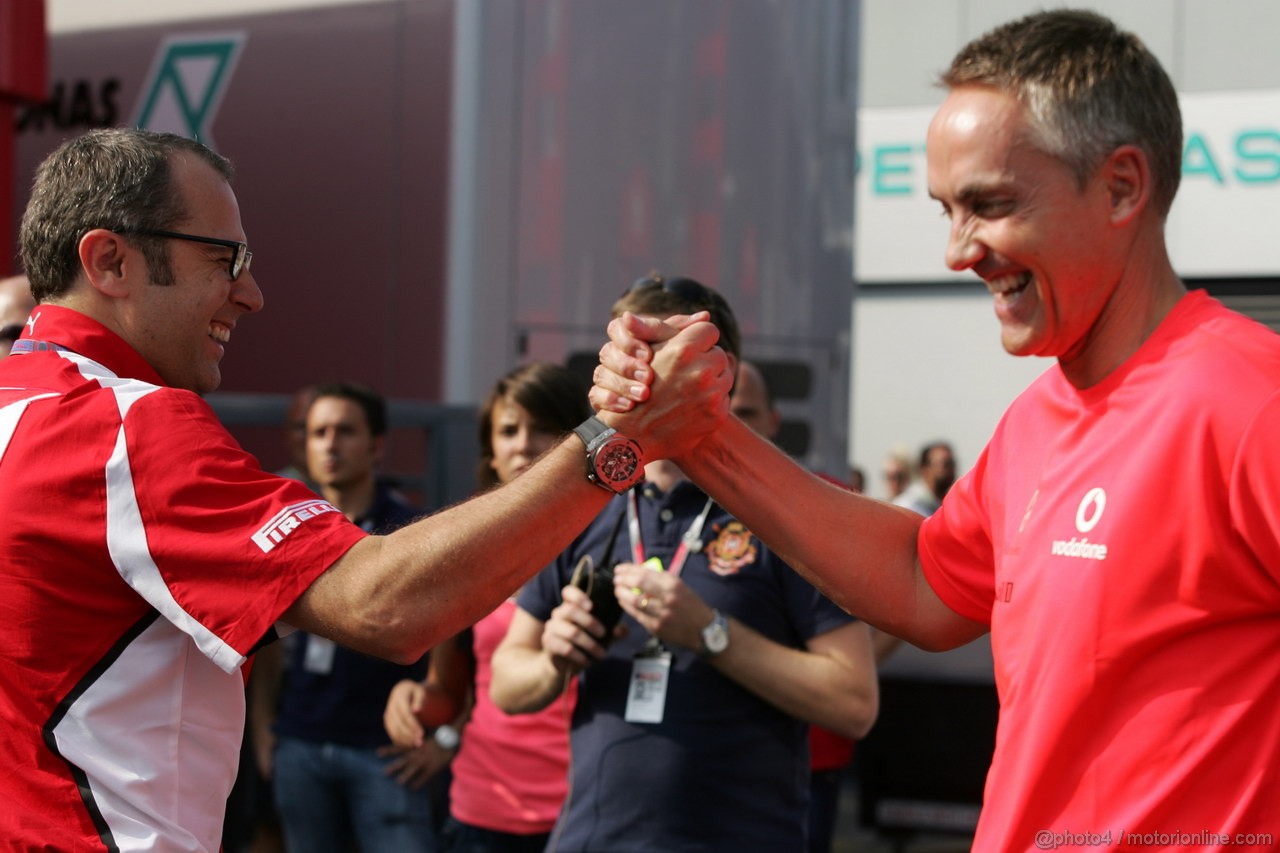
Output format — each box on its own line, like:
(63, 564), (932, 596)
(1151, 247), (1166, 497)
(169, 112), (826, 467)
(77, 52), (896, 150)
(698, 609), (730, 658)
(433, 724), (461, 751)
(573, 416), (645, 493)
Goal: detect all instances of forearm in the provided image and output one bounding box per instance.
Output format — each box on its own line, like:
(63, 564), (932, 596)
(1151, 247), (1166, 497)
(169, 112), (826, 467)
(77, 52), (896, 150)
(414, 683), (464, 730)
(871, 628), (904, 664)
(711, 621), (877, 739)
(488, 644), (571, 715)
(418, 635), (473, 727)
(286, 438), (611, 662)
(676, 419), (978, 650)
(246, 641), (284, 775)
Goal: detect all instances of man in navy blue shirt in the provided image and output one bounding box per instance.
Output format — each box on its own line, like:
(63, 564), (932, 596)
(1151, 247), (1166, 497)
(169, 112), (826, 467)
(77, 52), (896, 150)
(490, 278), (879, 852)
(261, 383), (437, 852)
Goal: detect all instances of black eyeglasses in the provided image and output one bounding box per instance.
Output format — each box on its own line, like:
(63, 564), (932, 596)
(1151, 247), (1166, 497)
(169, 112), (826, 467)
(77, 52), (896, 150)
(128, 229), (253, 281)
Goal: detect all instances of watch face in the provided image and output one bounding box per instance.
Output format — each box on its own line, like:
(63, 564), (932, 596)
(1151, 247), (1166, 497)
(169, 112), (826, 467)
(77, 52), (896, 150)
(434, 725), (460, 750)
(704, 625), (729, 654)
(598, 440), (641, 486)
(702, 617), (729, 655)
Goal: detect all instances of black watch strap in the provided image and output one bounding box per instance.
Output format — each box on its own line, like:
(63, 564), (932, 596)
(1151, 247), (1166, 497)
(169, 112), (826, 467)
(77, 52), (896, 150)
(574, 416), (644, 493)
(573, 415), (613, 450)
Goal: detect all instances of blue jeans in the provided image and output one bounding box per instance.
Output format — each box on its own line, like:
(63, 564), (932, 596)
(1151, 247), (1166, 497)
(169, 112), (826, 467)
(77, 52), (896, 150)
(273, 735), (438, 853)
(442, 817), (550, 853)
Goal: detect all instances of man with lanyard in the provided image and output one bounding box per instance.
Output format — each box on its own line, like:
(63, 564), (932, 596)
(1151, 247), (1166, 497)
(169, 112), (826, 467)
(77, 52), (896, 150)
(490, 276), (878, 853)
(261, 382), (439, 851)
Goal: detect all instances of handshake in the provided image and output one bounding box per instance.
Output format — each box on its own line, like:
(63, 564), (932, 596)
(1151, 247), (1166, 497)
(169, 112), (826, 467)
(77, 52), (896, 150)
(587, 309), (735, 464)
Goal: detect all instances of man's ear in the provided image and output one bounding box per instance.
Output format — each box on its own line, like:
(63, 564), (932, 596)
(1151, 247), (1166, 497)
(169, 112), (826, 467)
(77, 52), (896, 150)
(77, 229), (135, 297)
(1100, 145), (1151, 227)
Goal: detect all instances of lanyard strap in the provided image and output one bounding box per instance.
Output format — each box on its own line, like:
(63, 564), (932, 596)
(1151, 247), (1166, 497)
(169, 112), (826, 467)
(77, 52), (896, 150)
(626, 490), (715, 578)
(10, 339), (64, 354)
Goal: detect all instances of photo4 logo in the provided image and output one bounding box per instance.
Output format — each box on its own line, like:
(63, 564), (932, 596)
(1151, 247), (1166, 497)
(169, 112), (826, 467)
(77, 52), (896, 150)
(1050, 488), (1109, 561)
(131, 33), (246, 148)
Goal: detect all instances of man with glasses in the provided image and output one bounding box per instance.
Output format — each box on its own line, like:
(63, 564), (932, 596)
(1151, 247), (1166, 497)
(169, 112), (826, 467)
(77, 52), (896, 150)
(0, 128), (729, 850)
(491, 277), (878, 853)
(0, 274), (35, 358)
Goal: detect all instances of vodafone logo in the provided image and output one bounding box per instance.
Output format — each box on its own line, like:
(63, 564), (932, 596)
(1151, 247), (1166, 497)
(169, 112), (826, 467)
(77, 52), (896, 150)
(1051, 488), (1110, 561)
(1075, 488), (1106, 533)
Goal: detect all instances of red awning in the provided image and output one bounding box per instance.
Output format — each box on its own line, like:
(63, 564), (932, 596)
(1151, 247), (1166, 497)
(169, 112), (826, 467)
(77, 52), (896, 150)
(2, 0), (46, 272)
(0, 0), (46, 102)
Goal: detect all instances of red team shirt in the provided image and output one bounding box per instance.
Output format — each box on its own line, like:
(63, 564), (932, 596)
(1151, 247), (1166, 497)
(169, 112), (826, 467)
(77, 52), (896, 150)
(921, 291), (1280, 850)
(0, 307), (367, 851)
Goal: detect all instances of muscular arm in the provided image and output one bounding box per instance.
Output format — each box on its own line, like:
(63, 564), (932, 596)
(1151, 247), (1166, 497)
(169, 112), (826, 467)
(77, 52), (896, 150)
(283, 440), (612, 663)
(679, 419), (985, 651)
(594, 314), (985, 651)
(282, 317), (733, 663)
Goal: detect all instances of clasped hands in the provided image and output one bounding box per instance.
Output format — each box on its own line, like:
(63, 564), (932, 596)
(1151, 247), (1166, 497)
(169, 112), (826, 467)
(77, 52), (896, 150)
(588, 310), (733, 460)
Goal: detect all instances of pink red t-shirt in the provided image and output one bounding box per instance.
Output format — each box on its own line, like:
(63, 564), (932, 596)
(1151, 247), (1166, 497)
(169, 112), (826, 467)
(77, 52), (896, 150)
(450, 598), (574, 834)
(0, 307), (366, 851)
(921, 291), (1280, 851)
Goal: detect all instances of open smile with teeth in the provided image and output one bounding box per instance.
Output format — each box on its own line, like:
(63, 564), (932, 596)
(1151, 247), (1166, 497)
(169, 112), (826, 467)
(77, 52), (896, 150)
(989, 272), (1033, 303)
(209, 325), (230, 344)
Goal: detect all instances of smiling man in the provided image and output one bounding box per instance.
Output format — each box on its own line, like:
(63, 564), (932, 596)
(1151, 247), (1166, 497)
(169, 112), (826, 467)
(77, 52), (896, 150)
(0, 129), (730, 850)
(592, 10), (1280, 852)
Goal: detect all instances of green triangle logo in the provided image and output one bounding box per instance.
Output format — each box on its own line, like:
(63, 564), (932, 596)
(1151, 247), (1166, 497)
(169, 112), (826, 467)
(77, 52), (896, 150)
(132, 33), (246, 148)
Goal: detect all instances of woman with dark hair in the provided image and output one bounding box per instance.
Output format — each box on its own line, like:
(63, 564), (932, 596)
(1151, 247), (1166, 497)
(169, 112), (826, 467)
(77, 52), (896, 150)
(474, 362), (594, 490)
(384, 362), (589, 853)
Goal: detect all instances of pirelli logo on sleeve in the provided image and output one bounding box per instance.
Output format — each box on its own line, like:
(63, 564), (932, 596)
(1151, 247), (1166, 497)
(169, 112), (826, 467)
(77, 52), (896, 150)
(253, 500), (341, 553)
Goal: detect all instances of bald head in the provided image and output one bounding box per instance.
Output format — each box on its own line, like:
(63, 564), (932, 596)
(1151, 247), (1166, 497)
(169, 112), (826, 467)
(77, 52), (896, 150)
(0, 276), (36, 358)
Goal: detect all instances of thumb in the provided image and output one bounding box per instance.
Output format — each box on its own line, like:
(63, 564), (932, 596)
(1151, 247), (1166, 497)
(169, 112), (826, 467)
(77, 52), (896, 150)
(657, 310), (713, 333)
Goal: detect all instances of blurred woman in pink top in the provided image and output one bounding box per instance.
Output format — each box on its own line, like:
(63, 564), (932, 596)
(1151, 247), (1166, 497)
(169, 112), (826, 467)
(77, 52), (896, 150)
(384, 362), (589, 852)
